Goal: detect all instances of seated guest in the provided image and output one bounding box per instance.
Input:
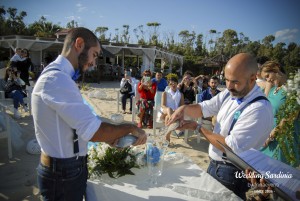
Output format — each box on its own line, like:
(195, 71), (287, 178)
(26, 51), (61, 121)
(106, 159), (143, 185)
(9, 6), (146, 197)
(137, 70), (157, 128)
(197, 75), (221, 103)
(158, 77), (184, 142)
(3, 67), (29, 119)
(151, 71), (168, 92)
(178, 70), (198, 105)
(120, 71), (134, 114)
(197, 75), (221, 129)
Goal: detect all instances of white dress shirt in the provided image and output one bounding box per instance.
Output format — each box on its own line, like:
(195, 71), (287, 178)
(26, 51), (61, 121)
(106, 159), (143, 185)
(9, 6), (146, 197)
(31, 55), (101, 158)
(199, 85), (273, 161)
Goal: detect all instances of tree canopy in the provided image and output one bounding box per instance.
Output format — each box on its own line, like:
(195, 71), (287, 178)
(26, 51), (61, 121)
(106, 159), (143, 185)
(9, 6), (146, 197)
(0, 6), (299, 75)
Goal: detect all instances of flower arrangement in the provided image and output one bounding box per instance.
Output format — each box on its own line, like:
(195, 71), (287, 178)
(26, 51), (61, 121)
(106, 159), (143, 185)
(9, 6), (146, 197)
(88, 143), (145, 179)
(275, 69), (300, 166)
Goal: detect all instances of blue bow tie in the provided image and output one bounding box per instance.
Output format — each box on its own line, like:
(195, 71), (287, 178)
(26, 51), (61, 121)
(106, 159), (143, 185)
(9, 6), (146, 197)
(72, 69), (81, 81)
(231, 97), (244, 105)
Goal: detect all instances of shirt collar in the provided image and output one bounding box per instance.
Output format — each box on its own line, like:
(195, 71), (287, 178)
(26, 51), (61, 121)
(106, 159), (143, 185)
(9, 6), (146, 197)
(53, 55), (77, 79)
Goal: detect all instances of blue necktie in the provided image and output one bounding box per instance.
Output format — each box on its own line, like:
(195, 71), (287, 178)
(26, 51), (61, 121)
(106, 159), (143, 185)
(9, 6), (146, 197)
(231, 97), (243, 105)
(72, 69), (81, 81)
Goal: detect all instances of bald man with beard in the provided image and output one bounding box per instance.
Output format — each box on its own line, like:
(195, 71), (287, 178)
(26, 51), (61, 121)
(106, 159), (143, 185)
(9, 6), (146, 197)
(166, 53), (273, 200)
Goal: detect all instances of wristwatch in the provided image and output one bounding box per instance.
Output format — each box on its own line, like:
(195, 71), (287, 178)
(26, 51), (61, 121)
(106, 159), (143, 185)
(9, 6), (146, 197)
(194, 123), (202, 134)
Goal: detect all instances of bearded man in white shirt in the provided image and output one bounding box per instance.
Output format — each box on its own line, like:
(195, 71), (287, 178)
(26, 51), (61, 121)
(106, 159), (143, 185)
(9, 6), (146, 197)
(166, 53), (273, 200)
(32, 27), (147, 201)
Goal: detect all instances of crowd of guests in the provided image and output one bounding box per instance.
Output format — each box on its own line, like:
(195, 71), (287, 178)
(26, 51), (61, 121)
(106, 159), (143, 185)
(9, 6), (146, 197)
(1, 47), (33, 118)
(2, 45), (299, 200)
(119, 55), (299, 200)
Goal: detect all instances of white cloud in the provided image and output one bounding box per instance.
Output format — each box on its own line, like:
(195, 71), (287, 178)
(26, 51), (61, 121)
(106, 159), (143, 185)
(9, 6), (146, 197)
(65, 15), (81, 21)
(76, 3), (87, 12)
(275, 28), (299, 42)
(190, 24), (197, 30)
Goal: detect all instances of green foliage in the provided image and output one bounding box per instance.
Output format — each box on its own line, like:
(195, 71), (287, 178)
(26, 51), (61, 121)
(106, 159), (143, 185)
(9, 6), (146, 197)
(0, 6), (299, 76)
(274, 71), (300, 166)
(88, 144), (140, 178)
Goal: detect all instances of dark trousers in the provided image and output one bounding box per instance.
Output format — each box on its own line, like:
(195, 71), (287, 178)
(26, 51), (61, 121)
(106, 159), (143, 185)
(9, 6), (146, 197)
(7, 90), (25, 109)
(207, 159), (250, 200)
(121, 93), (134, 111)
(37, 156), (88, 201)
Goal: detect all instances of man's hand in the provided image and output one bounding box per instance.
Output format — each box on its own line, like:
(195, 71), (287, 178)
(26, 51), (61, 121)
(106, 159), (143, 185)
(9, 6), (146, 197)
(131, 126), (147, 146)
(176, 120), (197, 131)
(166, 105), (186, 126)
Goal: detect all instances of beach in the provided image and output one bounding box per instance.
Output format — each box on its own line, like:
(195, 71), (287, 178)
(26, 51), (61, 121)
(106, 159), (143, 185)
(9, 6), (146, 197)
(0, 81), (211, 201)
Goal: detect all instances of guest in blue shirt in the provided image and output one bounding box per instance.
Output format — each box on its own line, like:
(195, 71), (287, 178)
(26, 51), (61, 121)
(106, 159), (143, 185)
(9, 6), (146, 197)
(197, 75), (221, 103)
(151, 72), (168, 92)
(197, 75), (221, 127)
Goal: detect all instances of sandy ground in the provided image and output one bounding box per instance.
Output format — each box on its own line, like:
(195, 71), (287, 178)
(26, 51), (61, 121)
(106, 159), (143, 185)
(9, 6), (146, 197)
(0, 81), (212, 201)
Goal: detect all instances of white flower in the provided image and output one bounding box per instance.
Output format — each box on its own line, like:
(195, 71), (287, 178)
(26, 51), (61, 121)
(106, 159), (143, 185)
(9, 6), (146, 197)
(125, 156), (131, 163)
(88, 146), (97, 158)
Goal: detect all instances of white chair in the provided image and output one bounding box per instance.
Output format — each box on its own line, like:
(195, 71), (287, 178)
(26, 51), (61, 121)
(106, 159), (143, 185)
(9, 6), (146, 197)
(153, 91), (164, 135)
(0, 105), (12, 158)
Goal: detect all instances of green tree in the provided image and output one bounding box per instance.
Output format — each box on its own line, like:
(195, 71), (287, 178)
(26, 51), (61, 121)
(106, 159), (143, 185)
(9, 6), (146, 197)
(95, 26), (109, 42)
(112, 28), (120, 43)
(121, 25), (130, 43)
(146, 22), (161, 45)
(217, 29), (238, 57)
(27, 16), (61, 37)
(5, 7), (27, 35)
(66, 20), (78, 28)
(208, 29), (217, 52)
(272, 42), (286, 63)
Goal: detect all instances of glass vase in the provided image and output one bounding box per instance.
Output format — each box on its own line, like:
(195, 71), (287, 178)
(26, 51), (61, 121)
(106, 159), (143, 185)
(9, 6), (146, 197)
(146, 138), (169, 186)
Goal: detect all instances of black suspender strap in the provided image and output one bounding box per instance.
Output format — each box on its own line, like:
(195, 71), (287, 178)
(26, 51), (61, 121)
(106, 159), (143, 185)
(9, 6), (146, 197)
(73, 129), (79, 155)
(41, 67), (80, 156)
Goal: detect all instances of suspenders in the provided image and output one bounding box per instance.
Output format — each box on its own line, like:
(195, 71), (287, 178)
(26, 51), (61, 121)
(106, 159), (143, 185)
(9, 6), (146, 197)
(220, 92), (269, 159)
(40, 68), (79, 155)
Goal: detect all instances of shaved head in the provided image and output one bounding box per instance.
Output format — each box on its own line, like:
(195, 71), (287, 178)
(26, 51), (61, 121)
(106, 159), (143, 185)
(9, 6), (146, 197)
(224, 53), (258, 98)
(225, 53), (258, 76)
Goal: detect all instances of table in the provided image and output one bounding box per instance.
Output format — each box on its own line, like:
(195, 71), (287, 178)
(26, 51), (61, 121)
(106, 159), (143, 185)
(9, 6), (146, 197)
(86, 153), (242, 201)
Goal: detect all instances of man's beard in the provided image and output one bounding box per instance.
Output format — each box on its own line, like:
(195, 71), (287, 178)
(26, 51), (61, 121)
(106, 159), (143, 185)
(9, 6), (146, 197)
(228, 80), (250, 98)
(78, 48), (89, 73)
(210, 86), (217, 90)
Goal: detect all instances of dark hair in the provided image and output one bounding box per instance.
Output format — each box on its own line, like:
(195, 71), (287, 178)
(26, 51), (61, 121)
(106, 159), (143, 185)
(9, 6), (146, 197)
(210, 75), (219, 82)
(168, 77), (178, 83)
(21, 48), (29, 57)
(183, 70), (194, 77)
(142, 69), (152, 76)
(62, 27), (100, 53)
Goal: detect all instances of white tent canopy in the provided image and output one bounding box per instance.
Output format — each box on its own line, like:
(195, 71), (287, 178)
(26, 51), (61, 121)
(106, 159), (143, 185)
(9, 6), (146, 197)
(0, 35), (184, 74)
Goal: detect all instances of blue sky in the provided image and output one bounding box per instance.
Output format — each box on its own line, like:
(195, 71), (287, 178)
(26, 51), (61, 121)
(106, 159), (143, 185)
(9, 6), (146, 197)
(2, 0), (300, 45)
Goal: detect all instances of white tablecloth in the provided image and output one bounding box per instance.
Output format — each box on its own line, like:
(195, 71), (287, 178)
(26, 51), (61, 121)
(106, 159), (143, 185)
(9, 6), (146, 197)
(86, 154), (242, 201)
